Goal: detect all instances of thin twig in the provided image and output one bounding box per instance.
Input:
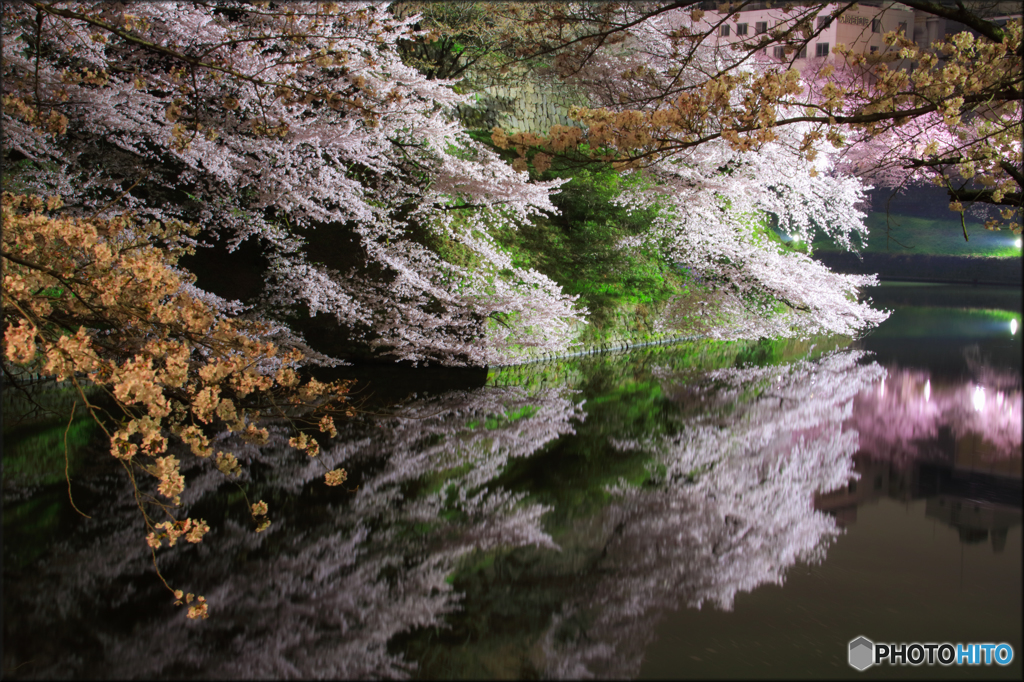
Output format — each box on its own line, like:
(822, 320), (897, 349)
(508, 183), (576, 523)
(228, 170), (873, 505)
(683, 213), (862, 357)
(89, 172), (152, 220)
(62, 400), (91, 518)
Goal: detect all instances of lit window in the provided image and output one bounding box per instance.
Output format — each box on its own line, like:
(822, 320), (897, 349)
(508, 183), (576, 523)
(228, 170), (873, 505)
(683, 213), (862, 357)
(736, 23), (748, 36)
(756, 21), (768, 34)
(720, 24), (730, 37)
(871, 18), (881, 33)
(816, 42), (830, 57)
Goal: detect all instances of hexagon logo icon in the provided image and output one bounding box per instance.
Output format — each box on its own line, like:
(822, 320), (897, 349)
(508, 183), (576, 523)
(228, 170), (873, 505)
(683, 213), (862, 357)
(849, 636), (874, 671)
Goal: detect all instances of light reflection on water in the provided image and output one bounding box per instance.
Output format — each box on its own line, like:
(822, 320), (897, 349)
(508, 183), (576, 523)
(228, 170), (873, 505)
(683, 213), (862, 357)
(2, 285), (1021, 679)
(849, 362), (1021, 468)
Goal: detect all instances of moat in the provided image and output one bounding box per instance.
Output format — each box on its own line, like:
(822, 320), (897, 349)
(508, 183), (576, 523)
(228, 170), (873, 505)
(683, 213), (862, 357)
(3, 283), (1021, 679)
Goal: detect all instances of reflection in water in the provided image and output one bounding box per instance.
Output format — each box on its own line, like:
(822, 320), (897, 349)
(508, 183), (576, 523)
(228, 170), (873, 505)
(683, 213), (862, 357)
(849, 347), (1021, 469)
(3, 340), (1020, 679)
(817, 346), (1022, 560)
(851, 372), (1019, 466)
(539, 352), (883, 679)
(4, 387), (582, 679)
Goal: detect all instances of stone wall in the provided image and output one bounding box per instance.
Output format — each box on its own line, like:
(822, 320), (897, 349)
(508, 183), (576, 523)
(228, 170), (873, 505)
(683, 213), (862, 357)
(457, 66), (590, 134)
(814, 252), (1023, 285)
(2, 365), (99, 432)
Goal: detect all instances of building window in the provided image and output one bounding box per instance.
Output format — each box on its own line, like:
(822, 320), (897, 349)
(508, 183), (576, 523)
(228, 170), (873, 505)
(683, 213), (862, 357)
(756, 21), (768, 34)
(773, 45), (786, 59)
(736, 23), (748, 36)
(871, 18), (881, 33)
(898, 21), (907, 34)
(720, 24), (730, 37)
(816, 16), (832, 30)
(870, 45), (879, 54)
(816, 42), (830, 57)
(797, 45), (807, 59)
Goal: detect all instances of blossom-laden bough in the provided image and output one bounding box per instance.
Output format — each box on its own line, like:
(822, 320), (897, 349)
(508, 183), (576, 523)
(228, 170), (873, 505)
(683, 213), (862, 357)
(2, 193), (353, 617)
(489, 8), (892, 339)
(472, 2), (1021, 233)
(1, 1), (582, 366)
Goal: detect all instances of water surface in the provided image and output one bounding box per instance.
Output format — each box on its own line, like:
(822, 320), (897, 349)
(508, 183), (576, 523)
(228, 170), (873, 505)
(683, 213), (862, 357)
(2, 284), (1020, 679)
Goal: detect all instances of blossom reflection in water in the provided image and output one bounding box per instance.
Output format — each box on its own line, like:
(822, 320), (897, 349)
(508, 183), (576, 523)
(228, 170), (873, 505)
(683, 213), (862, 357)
(10, 349), (984, 680)
(850, 355), (1022, 468)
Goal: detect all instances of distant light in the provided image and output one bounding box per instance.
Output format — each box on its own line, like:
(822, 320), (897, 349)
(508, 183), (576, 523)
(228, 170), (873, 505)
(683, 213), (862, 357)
(924, 379), (931, 402)
(973, 386), (985, 412)
(1012, 318), (1019, 336)
(1016, 238), (1022, 248)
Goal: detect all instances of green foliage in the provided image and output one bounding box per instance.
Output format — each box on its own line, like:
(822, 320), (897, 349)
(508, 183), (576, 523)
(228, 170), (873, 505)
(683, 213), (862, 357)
(492, 381), (665, 517)
(405, 133), (710, 349)
(2, 418), (99, 488)
(466, 404), (541, 430)
(2, 490), (69, 571)
(489, 160), (693, 341)
(732, 334), (851, 367)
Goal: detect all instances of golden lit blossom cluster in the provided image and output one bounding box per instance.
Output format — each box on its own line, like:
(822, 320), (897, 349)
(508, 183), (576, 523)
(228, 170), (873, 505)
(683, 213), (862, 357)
(173, 590), (209, 620)
(147, 517), (210, 549)
(2, 195), (351, 477)
(251, 500), (271, 533)
(324, 468), (348, 487)
(2, 194), (354, 613)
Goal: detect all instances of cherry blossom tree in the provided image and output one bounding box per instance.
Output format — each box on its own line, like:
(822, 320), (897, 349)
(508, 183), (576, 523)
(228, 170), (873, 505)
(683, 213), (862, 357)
(478, 2), (1021, 231)
(493, 10), (890, 339)
(609, 137), (890, 340)
(2, 1), (582, 366)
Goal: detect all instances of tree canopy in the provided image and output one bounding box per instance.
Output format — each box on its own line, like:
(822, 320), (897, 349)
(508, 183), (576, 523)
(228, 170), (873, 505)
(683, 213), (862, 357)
(415, 1), (1021, 232)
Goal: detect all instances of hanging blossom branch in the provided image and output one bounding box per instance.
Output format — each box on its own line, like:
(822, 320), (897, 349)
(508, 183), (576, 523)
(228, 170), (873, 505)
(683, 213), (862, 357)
(487, 4), (1022, 231)
(2, 1), (583, 366)
(486, 17), (890, 339)
(1, 194), (354, 617)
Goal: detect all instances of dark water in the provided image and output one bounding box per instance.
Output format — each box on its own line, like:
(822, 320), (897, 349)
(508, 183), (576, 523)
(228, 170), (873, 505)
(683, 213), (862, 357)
(3, 284), (1021, 679)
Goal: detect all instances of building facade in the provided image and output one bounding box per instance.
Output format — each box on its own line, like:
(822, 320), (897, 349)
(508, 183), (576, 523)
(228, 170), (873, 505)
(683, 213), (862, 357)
(700, 2), (916, 68)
